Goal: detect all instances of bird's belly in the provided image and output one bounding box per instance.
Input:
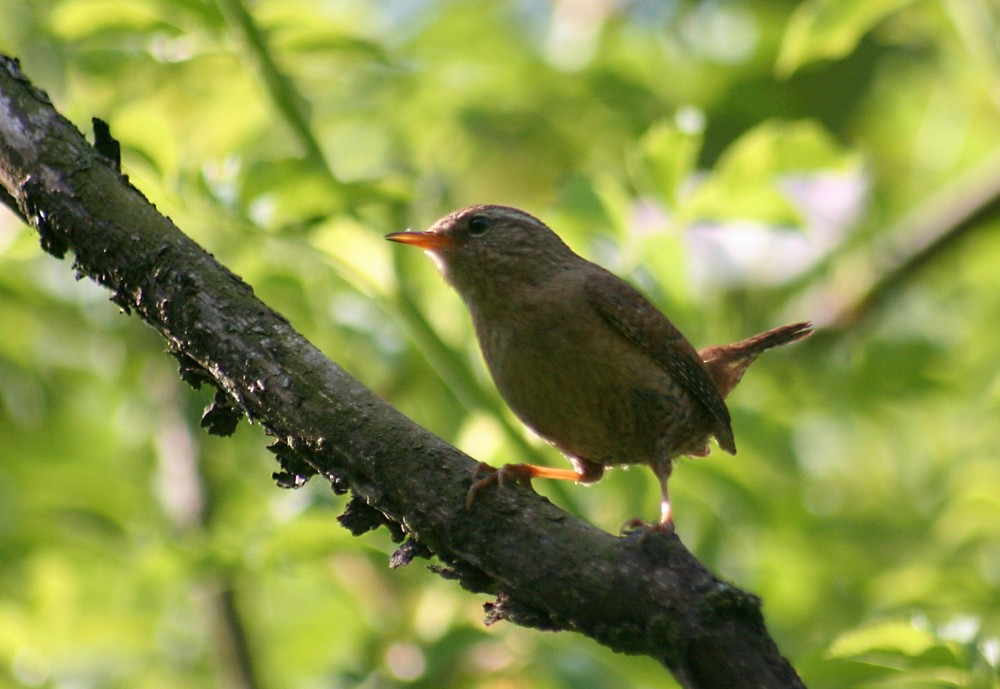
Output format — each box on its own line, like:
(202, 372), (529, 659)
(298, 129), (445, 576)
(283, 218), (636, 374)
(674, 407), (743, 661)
(480, 316), (710, 465)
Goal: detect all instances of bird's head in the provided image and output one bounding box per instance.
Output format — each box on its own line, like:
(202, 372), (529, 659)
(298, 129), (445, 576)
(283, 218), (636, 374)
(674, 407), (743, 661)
(385, 205), (578, 298)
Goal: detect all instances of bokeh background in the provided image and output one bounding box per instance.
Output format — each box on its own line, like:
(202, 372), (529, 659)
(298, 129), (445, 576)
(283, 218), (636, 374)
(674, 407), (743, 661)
(2, 1), (1000, 687)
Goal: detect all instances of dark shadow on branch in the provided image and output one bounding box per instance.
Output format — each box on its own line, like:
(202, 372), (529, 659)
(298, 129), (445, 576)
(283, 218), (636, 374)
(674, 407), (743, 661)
(0, 53), (805, 689)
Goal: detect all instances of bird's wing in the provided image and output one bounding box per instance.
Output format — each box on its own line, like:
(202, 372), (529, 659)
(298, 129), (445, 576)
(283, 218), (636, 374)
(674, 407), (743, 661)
(584, 269), (735, 454)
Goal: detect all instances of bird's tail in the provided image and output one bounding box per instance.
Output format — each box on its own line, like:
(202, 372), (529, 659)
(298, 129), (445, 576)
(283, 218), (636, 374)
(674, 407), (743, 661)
(699, 322), (813, 398)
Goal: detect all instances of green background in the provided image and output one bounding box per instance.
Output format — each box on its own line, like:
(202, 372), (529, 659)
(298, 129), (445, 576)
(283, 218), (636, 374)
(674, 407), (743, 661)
(2, 1), (1000, 687)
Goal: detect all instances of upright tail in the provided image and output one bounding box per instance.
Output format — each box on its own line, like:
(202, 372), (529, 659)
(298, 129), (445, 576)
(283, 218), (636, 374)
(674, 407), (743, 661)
(699, 321), (813, 398)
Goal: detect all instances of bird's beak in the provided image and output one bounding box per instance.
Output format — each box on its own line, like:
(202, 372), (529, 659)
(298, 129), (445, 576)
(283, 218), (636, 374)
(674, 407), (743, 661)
(384, 230), (456, 250)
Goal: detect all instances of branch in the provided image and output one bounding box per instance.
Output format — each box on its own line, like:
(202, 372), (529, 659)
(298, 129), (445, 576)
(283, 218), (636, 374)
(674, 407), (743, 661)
(0, 54), (806, 689)
(827, 148), (1000, 329)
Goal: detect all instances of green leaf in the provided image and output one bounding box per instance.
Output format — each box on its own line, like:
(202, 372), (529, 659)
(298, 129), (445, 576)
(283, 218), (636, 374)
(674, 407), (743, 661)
(776, 0), (918, 77)
(683, 118), (859, 226)
(47, 0), (168, 39)
(827, 620), (938, 659)
(631, 116), (704, 207)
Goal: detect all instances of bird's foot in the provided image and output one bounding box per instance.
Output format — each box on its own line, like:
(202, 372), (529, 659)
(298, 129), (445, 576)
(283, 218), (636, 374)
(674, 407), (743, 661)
(620, 517), (675, 541)
(465, 462), (537, 509)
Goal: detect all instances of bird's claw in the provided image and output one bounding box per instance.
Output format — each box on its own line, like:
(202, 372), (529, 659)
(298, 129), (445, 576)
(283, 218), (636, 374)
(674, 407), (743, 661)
(620, 517), (675, 542)
(465, 463), (498, 509)
(465, 462), (535, 509)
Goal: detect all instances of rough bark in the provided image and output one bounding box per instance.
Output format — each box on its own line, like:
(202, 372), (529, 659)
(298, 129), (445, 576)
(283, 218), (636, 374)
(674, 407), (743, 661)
(0, 54), (806, 689)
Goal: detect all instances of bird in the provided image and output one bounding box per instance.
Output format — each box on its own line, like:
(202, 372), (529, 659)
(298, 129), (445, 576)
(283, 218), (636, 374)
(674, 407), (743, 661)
(386, 205), (812, 530)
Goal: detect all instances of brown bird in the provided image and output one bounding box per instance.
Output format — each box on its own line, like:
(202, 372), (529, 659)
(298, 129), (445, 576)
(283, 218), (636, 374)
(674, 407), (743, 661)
(386, 205), (811, 529)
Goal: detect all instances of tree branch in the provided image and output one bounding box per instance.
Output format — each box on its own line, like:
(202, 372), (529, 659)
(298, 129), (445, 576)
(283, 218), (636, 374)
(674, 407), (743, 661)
(827, 147), (1000, 329)
(0, 54), (806, 689)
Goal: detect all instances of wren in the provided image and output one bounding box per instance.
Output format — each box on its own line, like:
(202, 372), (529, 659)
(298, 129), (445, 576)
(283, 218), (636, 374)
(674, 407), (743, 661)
(387, 205), (812, 529)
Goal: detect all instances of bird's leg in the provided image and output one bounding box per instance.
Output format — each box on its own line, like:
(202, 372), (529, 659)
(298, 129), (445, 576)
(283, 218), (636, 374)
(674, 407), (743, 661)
(653, 451), (675, 527)
(466, 459), (604, 509)
(648, 453), (678, 537)
(621, 446), (675, 538)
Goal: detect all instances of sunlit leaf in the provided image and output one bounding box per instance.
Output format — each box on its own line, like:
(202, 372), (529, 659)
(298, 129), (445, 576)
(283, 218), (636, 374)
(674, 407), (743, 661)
(828, 620), (938, 659)
(683, 119), (859, 226)
(776, 0), (918, 77)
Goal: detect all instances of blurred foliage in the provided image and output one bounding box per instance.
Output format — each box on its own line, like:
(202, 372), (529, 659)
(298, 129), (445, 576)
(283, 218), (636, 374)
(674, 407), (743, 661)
(2, 0), (1000, 687)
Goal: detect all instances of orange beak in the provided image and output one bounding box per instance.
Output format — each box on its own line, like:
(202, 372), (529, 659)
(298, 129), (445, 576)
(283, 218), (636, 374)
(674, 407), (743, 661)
(384, 231), (456, 250)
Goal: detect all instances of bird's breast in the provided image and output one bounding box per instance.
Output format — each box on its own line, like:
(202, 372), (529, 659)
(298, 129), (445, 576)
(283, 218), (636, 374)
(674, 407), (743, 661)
(469, 291), (704, 465)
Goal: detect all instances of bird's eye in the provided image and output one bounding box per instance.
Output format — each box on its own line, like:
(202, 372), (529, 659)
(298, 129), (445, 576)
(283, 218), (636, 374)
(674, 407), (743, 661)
(468, 215), (490, 235)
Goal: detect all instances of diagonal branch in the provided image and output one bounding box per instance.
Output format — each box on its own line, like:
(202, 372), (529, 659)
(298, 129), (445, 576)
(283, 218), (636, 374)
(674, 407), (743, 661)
(827, 148), (1000, 329)
(0, 54), (806, 689)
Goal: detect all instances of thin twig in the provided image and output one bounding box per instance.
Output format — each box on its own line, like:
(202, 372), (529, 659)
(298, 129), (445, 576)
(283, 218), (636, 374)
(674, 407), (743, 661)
(214, 0), (335, 180)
